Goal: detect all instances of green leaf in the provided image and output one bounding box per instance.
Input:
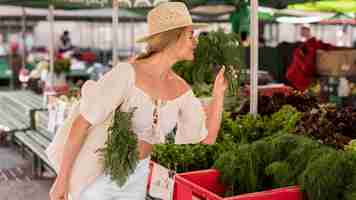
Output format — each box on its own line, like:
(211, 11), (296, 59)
(98, 107), (139, 187)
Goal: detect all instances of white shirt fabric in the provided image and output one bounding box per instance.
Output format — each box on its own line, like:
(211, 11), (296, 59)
(79, 62), (208, 144)
(46, 62), (208, 200)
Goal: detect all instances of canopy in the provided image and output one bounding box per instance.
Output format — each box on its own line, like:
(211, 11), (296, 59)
(0, 5), (145, 21)
(319, 13), (356, 25)
(1, 0), (318, 115)
(289, 0), (356, 13)
(0, 0), (113, 9)
(0, 0), (322, 10)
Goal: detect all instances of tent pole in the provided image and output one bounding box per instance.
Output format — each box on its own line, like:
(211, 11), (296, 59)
(48, 4), (55, 87)
(21, 7), (26, 75)
(112, 0), (119, 66)
(42, 4), (55, 106)
(130, 18), (135, 56)
(79, 22), (82, 48)
(7, 20), (14, 90)
(350, 25), (354, 47)
(92, 23), (95, 48)
(250, 0), (259, 115)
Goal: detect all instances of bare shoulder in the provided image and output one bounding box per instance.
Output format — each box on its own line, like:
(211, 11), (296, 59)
(171, 72), (191, 94)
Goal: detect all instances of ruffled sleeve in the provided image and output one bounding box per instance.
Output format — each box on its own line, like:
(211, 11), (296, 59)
(175, 91), (208, 144)
(79, 62), (134, 126)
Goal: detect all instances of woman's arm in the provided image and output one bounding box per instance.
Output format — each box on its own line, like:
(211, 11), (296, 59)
(201, 67), (227, 144)
(57, 115), (91, 178)
(50, 115), (91, 200)
(201, 95), (224, 144)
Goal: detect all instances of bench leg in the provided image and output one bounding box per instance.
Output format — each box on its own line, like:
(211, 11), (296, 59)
(21, 144), (25, 158)
(38, 161), (45, 178)
(9, 133), (17, 147)
(32, 155), (39, 179)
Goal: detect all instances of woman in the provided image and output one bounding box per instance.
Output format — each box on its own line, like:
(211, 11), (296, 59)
(49, 2), (227, 200)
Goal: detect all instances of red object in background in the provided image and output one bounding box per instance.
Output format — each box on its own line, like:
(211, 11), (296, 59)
(243, 85), (293, 97)
(174, 169), (302, 200)
(44, 84), (70, 96)
(10, 42), (19, 53)
(80, 51), (96, 63)
(286, 38), (334, 91)
(56, 52), (64, 60)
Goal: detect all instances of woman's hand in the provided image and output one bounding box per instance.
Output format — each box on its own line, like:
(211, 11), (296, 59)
(213, 66), (228, 99)
(49, 176), (69, 200)
(201, 66), (227, 144)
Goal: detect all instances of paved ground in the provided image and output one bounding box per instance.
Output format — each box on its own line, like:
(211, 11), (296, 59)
(0, 146), (153, 200)
(0, 147), (53, 200)
(0, 180), (53, 200)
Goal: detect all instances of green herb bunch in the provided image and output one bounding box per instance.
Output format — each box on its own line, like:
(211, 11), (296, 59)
(224, 105), (301, 144)
(214, 133), (356, 200)
(151, 144), (220, 173)
(98, 107), (139, 187)
(300, 150), (356, 200)
(193, 29), (246, 96)
(266, 105), (301, 135)
(54, 59), (71, 74)
(173, 29), (246, 96)
(345, 140), (356, 152)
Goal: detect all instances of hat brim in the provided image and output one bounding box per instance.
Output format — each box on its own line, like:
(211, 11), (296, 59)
(136, 23), (208, 43)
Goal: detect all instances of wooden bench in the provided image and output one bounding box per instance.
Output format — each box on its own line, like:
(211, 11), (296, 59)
(16, 105), (61, 178)
(15, 102), (56, 177)
(0, 92), (36, 140)
(27, 108), (56, 177)
(14, 129), (52, 178)
(0, 91), (55, 177)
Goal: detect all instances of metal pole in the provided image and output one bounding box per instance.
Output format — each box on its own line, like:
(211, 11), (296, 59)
(112, 0), (119, 66)
(294, 24), (298, 41)
(250, 0), (259, 115)
(276, 23), (280, 44)
(7, 20), (14, 90)
(48, 5), (55, 87)
(130, 19), (135, 55)
(350, 25), (354, 47)
(92, 21), (96, 49)
(21, 7), (26, 72)
(79, 22), (82, 48)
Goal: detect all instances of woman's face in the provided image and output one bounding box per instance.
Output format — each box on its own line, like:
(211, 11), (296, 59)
(175, 26), (197, 61)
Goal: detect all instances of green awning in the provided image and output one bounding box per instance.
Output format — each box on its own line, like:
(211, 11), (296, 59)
(0, 0), (322, 10)
(288, 0), (356, 13)
(0, 0), (112, 9)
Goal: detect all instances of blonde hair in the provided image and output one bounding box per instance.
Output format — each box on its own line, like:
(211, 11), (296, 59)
(135, 27), (185, 60)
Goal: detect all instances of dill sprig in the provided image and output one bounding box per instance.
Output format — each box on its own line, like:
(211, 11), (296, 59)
(97, 107), (139, 187)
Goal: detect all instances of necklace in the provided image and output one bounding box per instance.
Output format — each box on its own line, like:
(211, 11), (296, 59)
(152, 99), (166, 143)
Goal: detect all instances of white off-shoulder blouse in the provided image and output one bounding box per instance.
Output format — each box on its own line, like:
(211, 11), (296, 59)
(79, 62), (208, 144)
(46, 62), (208, 200)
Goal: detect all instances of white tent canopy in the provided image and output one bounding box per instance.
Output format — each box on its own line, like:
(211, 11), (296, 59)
(0, 5), (144, 21)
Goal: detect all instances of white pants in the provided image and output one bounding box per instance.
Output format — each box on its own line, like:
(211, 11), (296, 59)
(79, 158), (150, 200)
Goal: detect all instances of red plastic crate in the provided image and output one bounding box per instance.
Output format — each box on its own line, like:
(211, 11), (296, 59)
(174, 169), (302, 200)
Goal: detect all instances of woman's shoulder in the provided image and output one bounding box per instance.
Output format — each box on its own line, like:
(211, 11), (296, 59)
(87, 62), (135, 91)
(114, 61), (135, 72)
(172, 72), (192, 96)
(109, 62), (135, 79)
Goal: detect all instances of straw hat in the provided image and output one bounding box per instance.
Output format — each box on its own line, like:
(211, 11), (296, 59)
(136, 2), (208, 43)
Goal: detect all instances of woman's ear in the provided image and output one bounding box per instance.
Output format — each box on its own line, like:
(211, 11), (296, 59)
(166, 37), (181, 54)
(174, 31), (186, 49)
